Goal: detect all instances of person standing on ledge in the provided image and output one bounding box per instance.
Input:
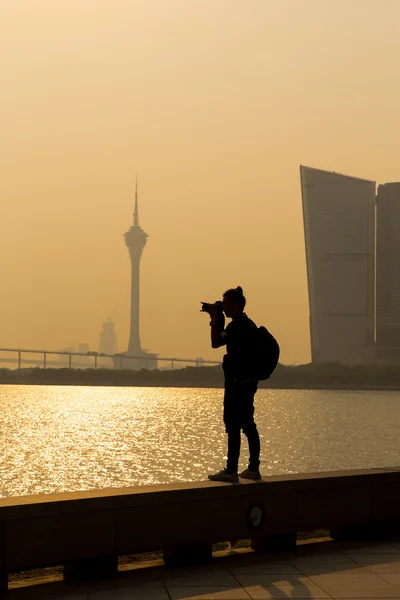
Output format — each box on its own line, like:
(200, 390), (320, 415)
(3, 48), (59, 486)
(206, 287), (261, 482)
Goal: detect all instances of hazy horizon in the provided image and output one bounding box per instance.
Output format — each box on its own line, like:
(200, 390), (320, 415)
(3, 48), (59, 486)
(2, 0), (400, 365)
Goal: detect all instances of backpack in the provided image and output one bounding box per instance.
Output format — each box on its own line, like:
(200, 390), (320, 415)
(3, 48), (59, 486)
(255, 326), (280, 380)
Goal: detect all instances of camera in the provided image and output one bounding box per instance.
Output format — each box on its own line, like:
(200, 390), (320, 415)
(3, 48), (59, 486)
(201, 300), (225, 330)
(200, 300), (223, 314)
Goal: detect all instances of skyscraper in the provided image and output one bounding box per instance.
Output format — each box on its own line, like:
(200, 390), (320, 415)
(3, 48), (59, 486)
(116, 181), (157, 370)
(376, 182), (400, 355)
(300, 166), (375, 363)
(99, 319), (118, 355)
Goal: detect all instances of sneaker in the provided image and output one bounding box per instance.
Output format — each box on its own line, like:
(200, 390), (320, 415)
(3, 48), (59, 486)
(208, 468), (239, 482)
(239, 468), (262, 480)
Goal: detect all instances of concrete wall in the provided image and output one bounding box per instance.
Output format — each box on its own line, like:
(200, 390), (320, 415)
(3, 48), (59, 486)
(1, 468), (400, 591)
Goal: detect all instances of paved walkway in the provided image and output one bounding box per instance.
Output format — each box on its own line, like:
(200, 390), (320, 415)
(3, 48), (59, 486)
(8, 538), (400, 599)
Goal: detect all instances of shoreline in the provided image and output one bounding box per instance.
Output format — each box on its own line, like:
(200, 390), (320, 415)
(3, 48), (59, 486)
(2, 364), (400, 392)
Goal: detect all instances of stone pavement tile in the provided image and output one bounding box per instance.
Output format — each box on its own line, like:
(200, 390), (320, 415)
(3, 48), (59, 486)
(237, 575), (324, 588)
(235, 575), (319, 587)
(365, 563), (400, 575)
(163, 571), (239, 586)
(290, 552), (357, 566)
(341, 544), (400, 555)
(380, 574), (400, 588)
(308, 573), (400, 598)
(239, 582), (329, 599)
(344, 555), (400, 573)
(161, 566), (235, 582)
(88, 587), (170, 599)
(347, 554), (400, 564)
(167, 587), (251, 600)
(295, 563), (372, 576)
(229, 564), (302, 576)
(167, 565), (237, 575)
(8, 586), (87, 600)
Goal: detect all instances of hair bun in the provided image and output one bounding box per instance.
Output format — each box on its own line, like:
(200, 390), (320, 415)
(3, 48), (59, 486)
(236, 286), (243, 294)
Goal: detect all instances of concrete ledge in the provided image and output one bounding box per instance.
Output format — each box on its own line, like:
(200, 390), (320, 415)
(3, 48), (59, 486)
(1, 468), (400, 591)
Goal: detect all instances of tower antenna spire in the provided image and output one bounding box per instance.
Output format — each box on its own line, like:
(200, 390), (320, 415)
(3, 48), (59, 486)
(134, 174), (139, 226)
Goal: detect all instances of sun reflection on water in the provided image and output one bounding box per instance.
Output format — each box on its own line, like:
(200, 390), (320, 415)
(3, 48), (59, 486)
(1, 385), (400, 497)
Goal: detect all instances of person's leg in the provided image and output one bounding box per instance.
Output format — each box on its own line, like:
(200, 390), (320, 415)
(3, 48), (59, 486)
(226, 425), (241, 473)
(224, 382), (241, 474)
(246, 422), (261, 471)
(241, 383), (261, 471)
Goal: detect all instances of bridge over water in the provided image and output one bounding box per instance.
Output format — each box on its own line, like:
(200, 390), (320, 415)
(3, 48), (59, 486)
(0, 347), (221, 371)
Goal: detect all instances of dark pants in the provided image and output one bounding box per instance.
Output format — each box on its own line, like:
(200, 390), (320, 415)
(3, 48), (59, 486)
(223, 379), (260, 474)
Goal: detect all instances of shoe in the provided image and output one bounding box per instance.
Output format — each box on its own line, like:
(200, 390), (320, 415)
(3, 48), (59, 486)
(239, 468), (262, 480)
(208, 468), (239, 482)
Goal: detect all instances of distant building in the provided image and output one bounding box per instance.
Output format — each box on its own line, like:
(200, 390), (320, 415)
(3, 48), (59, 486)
(114, 181), (158, 370)
(56, 347), (74, 367)
(300, 166), (375, 364)
(76, 343), (93, 367)
(76, 343), (90, 354)
(57, 343), (92, 368)
(99, 319), (118, 355)
(375, 182), (400, 362)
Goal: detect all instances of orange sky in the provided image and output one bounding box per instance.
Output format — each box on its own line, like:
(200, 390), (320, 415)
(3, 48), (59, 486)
(1, 0), (400, 365)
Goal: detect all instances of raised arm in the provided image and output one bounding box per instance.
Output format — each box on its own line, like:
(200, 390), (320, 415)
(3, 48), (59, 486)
(208, 304), (227, 349)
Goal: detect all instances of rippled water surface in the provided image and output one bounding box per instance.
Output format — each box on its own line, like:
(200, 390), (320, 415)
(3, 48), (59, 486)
(1, 385), (400, 497)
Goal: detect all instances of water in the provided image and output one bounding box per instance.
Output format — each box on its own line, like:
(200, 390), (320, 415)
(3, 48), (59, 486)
(1, 385), (400, 498)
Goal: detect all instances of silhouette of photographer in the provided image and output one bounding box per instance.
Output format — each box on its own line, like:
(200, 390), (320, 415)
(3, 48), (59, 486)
(203, 287), (261, 482)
